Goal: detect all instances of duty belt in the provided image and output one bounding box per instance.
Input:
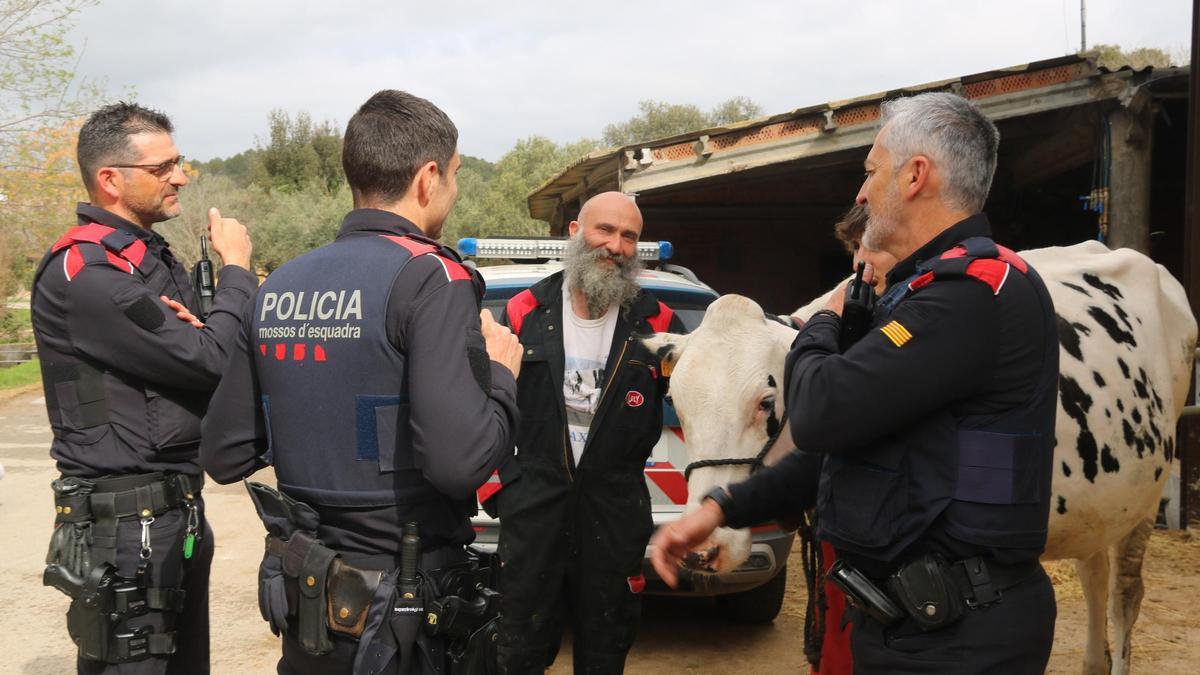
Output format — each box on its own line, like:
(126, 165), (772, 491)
(264, 534), (469, 639)
(52, 472), (203, 524)
(51, 472), (203, 568)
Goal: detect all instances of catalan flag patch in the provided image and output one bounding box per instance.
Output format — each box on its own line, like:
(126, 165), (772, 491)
(880, 320), (913, 347)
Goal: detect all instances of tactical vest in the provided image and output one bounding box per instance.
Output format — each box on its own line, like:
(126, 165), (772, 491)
(253, 233), (453, 508)
(32, 225), (152, 440)
(819, 237), (1058, 563)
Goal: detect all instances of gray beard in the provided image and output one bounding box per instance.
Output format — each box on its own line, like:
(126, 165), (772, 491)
(862, 185), (900, 251)
(563, 234), (642, 318)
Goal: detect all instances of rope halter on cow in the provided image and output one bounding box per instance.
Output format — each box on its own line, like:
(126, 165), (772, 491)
(682, 411), (786, 481)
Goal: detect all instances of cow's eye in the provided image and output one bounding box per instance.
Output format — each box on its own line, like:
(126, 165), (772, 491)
(759, 397), (775, 412)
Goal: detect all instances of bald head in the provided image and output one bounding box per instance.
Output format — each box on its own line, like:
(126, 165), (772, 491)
(577, 191), (642, 229)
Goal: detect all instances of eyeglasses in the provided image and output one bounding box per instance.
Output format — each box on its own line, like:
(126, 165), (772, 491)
(110, 155), (185, 181)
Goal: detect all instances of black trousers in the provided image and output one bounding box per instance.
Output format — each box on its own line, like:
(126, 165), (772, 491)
(76, 498), (214, 675)
(849, 565), (1056, 675)
(494, 468), (651, 675)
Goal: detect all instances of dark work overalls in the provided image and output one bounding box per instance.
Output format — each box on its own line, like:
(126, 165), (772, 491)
(490, 271), (680, 674)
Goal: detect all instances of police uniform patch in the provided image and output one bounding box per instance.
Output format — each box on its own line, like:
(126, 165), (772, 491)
(880, 320), (912, 347)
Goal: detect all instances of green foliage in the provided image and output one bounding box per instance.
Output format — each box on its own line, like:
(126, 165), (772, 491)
(0, 308), (31, 344)
(0, 0), (101, 303)
(0, 0), (98, 145)
(249, 110), (344, 195)
(249, 184), (352, 272)
(1083, 44), (1175, 70)
(602, 97), (764, 147)
(443, 138), (601, 245)
(193, 149), (261, 183)
(0, 359), (41, 391)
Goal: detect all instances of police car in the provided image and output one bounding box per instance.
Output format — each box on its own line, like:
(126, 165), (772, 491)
(460, 237), (794, 624)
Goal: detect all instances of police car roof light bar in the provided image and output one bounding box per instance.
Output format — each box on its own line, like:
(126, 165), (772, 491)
(457, 237), (672, 262)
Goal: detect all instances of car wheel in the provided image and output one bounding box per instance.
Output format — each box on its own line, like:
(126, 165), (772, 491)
(715, 564), (787, 624)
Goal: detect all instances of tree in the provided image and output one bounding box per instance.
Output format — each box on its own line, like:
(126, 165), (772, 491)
(443, 137), (601, 245)
(0, 0), (99, 304)
(250, 110), (344, 195)
(1083, 44), (1175, 70)
(0, 0), (97, 154)
(602, 97), (764, 147)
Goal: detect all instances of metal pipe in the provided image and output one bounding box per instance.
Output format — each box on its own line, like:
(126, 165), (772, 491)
(1080, 0), (1087, 53)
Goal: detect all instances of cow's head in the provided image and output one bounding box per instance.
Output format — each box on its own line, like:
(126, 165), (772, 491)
(643, 294), (798, 573)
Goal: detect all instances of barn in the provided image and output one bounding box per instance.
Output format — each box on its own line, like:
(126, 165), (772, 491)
(525, 54), (1198, 523)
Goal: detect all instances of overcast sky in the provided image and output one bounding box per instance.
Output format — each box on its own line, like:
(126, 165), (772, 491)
(66, 0), (1190, 162)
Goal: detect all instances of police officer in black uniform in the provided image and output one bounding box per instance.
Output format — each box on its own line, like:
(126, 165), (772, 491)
(200, 90), (523, 675)
(32, 102), (257, 674)
(653, 92), (1058, 674)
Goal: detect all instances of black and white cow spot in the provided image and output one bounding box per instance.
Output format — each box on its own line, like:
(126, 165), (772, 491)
(1118, 357), (1131, 379)
(1100, 445), (1120, 473)
(1061, 281), (1092, 297)
(1057, 495), (1068, 514)
(1059, 374), (1099, 482)
(1083, 273), (1124, 301)
(1057, 316), (1092, 361)
(1088, 306), (1137, 348)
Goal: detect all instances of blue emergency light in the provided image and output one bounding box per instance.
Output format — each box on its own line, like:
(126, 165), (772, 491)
(457, 237), (673, 262)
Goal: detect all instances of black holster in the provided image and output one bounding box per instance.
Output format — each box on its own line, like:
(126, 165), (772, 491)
(887, 556), (965, 632)
(44, 473), (196, 664)
(247, 481), (398, 668)
(45, 562), (182, 662)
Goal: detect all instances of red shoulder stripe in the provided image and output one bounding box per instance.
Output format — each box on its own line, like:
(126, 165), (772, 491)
(52, 224), (115, 253)
(909, 271), (935, 291)
(646, 301), (675, 333)
(63, 245), (85, 280)
(120, 239), (147, 268)
(52, 224), (146, 271)
(939, 245), (968, 260)
(105, 250), (134, 273)
(381, 234), (437, 256)
(506, 289), (538, 337)
(965, 259), (1010, 295)
(995, 245), (1028, 274)
(382, 234), (471, 282)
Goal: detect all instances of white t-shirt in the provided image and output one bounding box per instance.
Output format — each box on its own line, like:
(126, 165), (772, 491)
(562, 283), (618, 466)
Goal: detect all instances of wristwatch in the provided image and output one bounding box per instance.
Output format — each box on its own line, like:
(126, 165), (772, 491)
(702, 486), (734, 517)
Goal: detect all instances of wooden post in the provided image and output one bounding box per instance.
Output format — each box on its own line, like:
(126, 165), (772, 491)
(1106, 94), (1155, 254)
(1179, 0), (1200, 529)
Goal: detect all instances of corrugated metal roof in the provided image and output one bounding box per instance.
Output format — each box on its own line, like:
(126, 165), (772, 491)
(528, 54), (1187, 222)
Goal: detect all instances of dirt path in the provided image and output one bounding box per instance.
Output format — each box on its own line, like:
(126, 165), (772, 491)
(2, 388), (1197, 673)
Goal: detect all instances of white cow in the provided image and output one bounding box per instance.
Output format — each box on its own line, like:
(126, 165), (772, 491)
(645, 241), (1196, 675)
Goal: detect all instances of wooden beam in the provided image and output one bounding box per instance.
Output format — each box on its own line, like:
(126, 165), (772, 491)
(1107, 94), (1155, 253)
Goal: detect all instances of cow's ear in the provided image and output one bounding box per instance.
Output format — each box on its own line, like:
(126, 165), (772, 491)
(641, 332), (689, 377)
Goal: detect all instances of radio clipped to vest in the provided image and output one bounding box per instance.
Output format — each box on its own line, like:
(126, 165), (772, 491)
(192, 235), (215, 321)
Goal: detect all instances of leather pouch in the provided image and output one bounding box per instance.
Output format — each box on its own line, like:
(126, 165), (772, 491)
(296, 542), (337, 655)
(326, 558), (383, 638)
(886, 556), (965, 632)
